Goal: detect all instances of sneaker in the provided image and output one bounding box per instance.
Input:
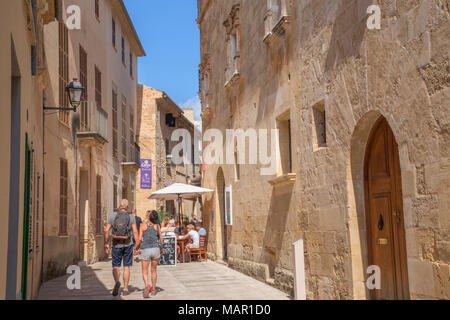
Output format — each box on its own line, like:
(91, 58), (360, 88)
(143, 285), (152, 299)
(112, 282), (121, 297)
(151, 288), (157, 296)
(122, 290), (130, 296)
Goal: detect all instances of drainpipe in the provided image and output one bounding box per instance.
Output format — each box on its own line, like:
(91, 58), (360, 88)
(41, 92), (46, 284)
(157, 105), (161, 191)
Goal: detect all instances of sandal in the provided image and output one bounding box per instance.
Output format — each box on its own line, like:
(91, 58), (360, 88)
(143, 285), (152, 299)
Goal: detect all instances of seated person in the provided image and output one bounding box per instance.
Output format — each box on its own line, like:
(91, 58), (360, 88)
(178, 224), (200, 250)
(190, 215), (198, 225)
(174, 221), (182, 235)
(195, 222), (206, 236)
(162, 216), (173, 228)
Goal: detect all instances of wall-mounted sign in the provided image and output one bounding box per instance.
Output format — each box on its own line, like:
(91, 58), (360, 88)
(140, 159), (152, 189)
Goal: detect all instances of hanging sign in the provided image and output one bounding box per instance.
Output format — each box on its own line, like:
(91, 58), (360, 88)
(140, 159), (152, 189)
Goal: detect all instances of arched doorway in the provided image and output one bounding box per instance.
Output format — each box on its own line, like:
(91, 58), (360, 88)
(216, 168), (227, 261)
(364, 117), (410, 300)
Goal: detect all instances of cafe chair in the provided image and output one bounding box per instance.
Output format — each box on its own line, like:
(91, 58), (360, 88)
(189, 235), (208, 262)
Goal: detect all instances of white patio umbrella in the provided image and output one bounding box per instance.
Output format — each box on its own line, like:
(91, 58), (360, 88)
(148, 183), (213, 224)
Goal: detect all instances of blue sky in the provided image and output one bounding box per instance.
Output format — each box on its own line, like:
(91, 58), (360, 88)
(124, 0), (201, 121)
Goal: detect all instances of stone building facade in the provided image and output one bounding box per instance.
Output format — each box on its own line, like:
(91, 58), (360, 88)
(136, 85), (202, 220)
(0, 0), (56, 300)
(42, 0), (145, 280)
(198, 0), (449, 299)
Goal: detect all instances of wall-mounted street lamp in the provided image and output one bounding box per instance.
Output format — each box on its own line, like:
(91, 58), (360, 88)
(44, 78), (85, 111)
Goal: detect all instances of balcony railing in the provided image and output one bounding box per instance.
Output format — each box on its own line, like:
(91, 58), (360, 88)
(77, 101), (108, 145)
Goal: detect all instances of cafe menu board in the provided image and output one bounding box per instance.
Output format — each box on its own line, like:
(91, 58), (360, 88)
(159, 236), (177, 266)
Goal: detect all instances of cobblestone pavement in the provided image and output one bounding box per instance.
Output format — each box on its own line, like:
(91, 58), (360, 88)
(38, 259), (291, 300)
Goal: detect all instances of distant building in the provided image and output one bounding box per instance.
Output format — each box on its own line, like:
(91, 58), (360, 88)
(136, 85), (202, 220)
(198, 0), (449, 300)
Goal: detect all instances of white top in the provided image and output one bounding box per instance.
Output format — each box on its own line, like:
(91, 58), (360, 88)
(188, 230), (200, 247)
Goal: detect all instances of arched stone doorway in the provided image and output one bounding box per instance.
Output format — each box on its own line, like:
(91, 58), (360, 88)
(216, 168), (227, 261)
(364, 117), (410, 300)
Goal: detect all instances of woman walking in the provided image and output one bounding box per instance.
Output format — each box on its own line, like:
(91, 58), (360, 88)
(139, 210), (163, 298)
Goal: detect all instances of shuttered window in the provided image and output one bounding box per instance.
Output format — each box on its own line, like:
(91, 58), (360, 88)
(79, 46), (88, 130)
(121, 96), (127, 162)
(59, 159), (68, 236)
(129, 110), (134, 161)
(112, 89), (118, 159)
(95, 0), (99, 19)
(96, 176), (102, 235)
(95, 66), (102, 108)
(58, 22), (69, 124)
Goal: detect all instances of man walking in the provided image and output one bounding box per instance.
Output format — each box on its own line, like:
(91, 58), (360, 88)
(105, 199), (139, 297)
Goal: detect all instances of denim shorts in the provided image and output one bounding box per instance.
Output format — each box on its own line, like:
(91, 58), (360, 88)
(141, 247), (161, 261)
(112, 245), (134, 268)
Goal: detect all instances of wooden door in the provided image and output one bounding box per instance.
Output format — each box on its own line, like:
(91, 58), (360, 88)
(365, 118), (410, 300)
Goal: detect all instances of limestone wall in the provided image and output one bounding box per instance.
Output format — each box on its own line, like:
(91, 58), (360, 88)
(198, 0), (449, 299)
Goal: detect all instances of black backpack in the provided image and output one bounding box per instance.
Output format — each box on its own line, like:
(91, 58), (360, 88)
(112, 211), (131, 240)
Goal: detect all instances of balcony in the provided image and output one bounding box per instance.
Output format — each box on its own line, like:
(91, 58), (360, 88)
(77, 102), (108, 146)
(122, 143), (141, 174)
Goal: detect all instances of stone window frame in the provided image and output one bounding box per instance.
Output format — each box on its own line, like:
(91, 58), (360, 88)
(223, 3), (241, 88)
(199, 54), (211, 112)
(264, 0), (290, 45)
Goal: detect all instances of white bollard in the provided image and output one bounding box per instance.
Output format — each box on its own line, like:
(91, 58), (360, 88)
(292, 238), (306, 300)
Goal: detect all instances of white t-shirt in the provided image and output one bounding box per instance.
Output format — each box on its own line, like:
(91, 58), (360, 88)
(188, 230), (200, 248)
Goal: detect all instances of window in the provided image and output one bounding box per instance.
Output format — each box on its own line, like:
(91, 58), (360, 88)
(129, 53), (133, 77)
(224, 4), (240, 85)
(95, 66), (102, 108)
(95, 0), (99, 20)
(277, 112), (292, 175)
(121, 36), (125, 64)
(121, 96), (127, 162)
(312, 101), (327, 149)
(264, 0), (289, 42)
(96, 175), (102, 235)
(112, 18), (116, 47)
(79, 46), (88, 130)
(58, 22), (69, 124)
(165, 139), (170, 156)
(112, 88), (118, 159)
(122, 179), (128, 200)
(113, 177), (118, 210)
(129, 110), (134, 161)
(59, 158), (68, 236)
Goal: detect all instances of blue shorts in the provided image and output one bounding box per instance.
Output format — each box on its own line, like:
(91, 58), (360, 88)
(112, 245), (134, 268)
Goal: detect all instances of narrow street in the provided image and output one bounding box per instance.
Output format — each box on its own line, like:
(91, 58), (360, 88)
(38, 260), (291, 300)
